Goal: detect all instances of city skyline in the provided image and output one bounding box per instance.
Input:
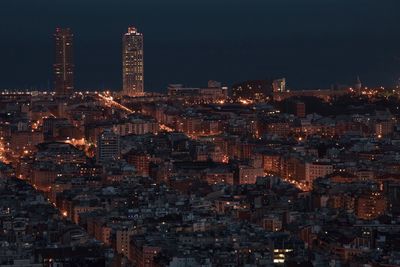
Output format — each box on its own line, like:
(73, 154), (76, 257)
(0, 0), (399, 91)
(2, 2), (400, 265)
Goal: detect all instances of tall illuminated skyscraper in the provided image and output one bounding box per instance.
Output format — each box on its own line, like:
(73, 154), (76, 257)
(122, 27), (144, 97)
(54, 28), (74, 96)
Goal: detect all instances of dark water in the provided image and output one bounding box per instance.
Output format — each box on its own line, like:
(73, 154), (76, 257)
(0, 0), (399, 91)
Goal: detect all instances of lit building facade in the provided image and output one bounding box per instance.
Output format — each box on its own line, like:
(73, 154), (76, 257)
(122, 27), (144, 97)
(231, 80), (273, 101)
(54, 28), (74, 96)
(167, 81), (228, 103)
(272, 78), (287, 93)
(96, 129), (120, 164)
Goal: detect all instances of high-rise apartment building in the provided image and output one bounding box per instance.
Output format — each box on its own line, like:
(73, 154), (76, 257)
(54, 28), (74, 96)
(272, 78), (286, 93)
(295, 101), (306, 118)
(122, 27), (144, 97)
(96, 129), (120, 164)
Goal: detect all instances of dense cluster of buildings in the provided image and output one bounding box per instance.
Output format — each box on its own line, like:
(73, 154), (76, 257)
(0, 175), (112, 266)
(1, 81), (400, 266)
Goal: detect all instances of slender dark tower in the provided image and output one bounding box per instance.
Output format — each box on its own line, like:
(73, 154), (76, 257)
(54, 28), (74, 96)
(355, 76), (362, 94)
(122, 27), (144, 97)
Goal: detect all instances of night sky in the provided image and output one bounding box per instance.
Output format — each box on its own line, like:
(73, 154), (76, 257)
(1, 0), (400, 92)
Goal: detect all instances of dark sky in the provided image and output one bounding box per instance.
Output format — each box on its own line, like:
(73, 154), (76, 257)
(0, 0), (400, 92)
